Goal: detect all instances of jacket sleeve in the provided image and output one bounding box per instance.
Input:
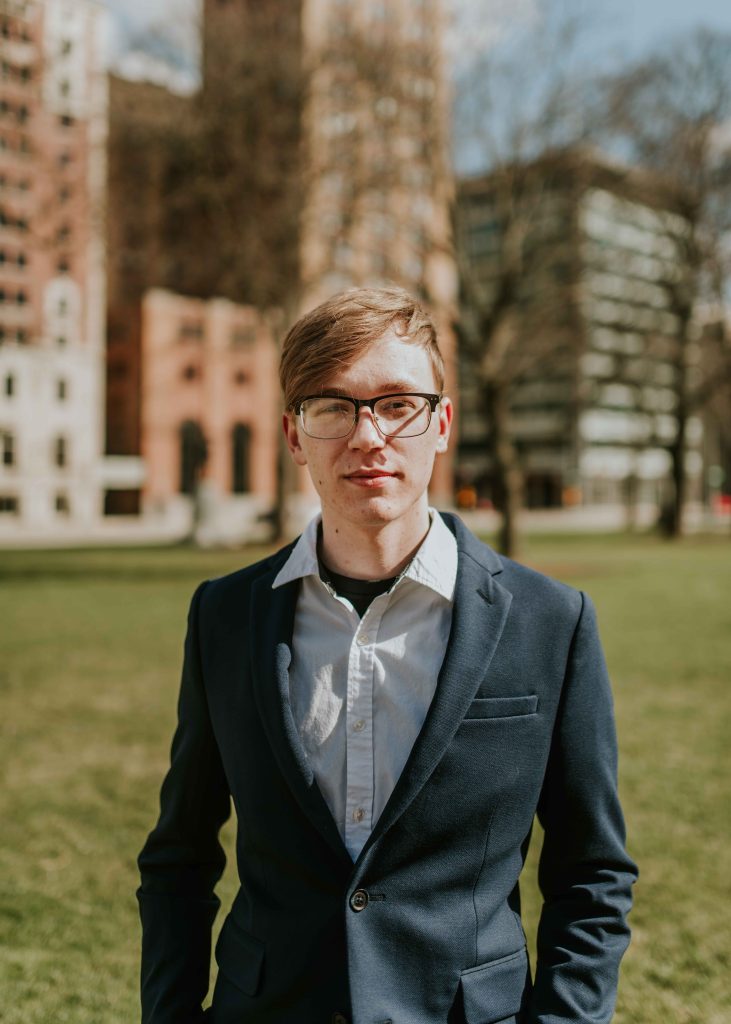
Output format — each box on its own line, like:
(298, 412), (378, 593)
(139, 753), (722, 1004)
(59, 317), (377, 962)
(137, 580), (231, 1024)
(528, 591), (638, 1023)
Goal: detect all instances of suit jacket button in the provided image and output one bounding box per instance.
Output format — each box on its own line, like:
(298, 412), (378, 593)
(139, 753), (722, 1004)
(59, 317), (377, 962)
(332, 1014), (349, 1024)
(350, 889), (369, 912)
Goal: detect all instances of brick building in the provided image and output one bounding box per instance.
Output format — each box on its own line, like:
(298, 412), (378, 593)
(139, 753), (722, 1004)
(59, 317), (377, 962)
(0, 0), (107, 537)
(105, 0), (458, 527)
(139, 289), (279, 541)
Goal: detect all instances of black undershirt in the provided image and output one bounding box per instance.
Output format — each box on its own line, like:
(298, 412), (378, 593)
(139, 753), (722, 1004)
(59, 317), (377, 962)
(318, 560), (399, 618)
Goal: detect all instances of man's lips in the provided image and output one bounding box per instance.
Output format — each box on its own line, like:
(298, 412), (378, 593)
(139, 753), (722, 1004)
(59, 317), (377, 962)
(344, 469), (398, 486)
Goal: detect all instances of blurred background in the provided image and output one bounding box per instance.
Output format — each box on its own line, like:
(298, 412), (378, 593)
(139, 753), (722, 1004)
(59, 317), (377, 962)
(0, 1), (729, 1022)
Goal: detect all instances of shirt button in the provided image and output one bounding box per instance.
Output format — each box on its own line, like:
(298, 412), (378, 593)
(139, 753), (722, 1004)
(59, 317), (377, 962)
(350, 888), (369, 912)
(356, 634), (369, 646)
(352, 807), (365, 823)
(352, 719), (365, 732)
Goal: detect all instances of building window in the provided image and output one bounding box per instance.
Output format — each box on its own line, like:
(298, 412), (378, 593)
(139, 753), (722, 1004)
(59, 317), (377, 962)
(0, 495), (19, 514)
(2, 431), (14, 466)
(55, 492), (70, 515)
(234, 369), (249, 385)
(179, 319), (204, 340)
(4, 374), (14, 396)
(16, 289), (27, 305)
(57, 378), (67, 400)
(180, 421), (207, 495)
(54, 435), (67, 468)
(231, 424), (251, 494)
(231, 326), (257, 347)
(182, 364), (199, 381)
(56, 335), (67, 347)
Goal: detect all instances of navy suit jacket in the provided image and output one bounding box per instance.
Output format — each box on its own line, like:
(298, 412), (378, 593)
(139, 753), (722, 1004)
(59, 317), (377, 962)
(137, 514), (637, 1024)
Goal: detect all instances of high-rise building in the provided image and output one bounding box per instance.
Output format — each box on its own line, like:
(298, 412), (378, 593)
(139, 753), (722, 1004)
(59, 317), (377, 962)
(104, 0), (457, 526)
(0, 0), (107, 537)
(457, 150), (703, 514)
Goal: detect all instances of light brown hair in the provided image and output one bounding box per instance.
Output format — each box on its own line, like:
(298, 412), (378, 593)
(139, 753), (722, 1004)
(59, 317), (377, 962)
(279, 286), (444, 410)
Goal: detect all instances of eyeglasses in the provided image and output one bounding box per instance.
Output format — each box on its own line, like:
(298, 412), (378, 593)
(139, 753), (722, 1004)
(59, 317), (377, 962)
(295, 392), (442, 439)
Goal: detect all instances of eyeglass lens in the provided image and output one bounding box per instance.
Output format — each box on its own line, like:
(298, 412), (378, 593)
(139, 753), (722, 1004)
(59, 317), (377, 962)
(300, 395), (432, 438)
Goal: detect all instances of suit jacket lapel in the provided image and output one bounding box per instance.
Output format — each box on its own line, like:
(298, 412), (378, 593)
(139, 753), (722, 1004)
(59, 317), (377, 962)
(250, 562), (352, 868)
(357, 520), (512, 865)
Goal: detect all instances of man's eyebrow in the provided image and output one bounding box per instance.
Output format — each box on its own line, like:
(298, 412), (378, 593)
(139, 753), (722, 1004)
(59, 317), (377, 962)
(319, 381), (421, 396)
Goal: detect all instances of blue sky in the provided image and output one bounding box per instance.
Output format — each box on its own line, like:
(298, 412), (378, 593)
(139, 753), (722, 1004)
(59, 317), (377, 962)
(593, 0), (731, 63)
(101, 0), (731, 71)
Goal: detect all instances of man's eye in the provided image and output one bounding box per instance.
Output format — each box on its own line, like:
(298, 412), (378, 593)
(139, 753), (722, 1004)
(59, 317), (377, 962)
(318, 402), (351, 415)
(381, 398), (417, 413)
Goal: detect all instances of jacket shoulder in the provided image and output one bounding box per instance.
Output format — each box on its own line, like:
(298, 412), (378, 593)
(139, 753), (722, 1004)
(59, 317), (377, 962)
(197, 539), (297, 613)
(444, 511), (582, 619)
(495, 553), (583, 616)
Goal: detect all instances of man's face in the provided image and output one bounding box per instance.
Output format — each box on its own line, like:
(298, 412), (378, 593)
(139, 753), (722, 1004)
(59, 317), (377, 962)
(283, 329), (452, 532)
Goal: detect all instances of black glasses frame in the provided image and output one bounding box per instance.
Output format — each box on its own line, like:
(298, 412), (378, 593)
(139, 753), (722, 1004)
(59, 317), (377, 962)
(294, 392), (442, 439)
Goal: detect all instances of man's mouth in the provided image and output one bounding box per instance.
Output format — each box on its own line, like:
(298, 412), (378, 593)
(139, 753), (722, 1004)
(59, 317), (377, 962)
(345, 470), (397, 486)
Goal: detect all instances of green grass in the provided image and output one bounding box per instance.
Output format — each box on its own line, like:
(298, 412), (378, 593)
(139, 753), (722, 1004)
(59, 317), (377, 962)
(0, 533), (729, 1023)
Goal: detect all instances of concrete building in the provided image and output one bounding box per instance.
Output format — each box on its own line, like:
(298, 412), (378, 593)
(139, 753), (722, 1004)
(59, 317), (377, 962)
(140, 289), (279, 543)
(0, 0), (108, 539)
(457, 151), (704, 516)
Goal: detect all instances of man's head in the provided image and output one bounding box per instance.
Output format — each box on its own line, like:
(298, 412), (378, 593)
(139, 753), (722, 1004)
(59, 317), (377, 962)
(279, 286), (444, 412)
(280, 287), (452, 534)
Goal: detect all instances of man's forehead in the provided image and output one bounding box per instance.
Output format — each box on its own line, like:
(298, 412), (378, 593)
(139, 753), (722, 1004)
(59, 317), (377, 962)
(317, 333), (437, 394)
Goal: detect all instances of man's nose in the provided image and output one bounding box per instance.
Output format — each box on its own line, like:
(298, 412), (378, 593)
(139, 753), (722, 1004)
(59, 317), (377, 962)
(348, 407), (386, 450)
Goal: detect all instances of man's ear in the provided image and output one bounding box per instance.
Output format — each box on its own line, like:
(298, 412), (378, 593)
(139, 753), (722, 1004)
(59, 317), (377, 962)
(435, 396), (453, 454)
(283, 412), (308, 466)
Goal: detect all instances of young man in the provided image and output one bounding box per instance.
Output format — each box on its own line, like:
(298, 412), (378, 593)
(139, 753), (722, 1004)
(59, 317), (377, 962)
(138, 287), (637, 1024)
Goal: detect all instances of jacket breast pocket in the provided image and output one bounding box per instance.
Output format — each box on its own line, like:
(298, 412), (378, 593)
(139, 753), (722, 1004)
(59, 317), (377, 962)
(214, 917), (265, 996)
(463, 695), (538, 720)
(459, 946), (531, 1024)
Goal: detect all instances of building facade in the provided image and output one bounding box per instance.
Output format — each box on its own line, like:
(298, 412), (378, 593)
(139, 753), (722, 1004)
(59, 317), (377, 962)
(457, 152), (703, 514)
(0, 0), (107, 538)
(103, 0), (458, 529)
(140, 289), (279, 543)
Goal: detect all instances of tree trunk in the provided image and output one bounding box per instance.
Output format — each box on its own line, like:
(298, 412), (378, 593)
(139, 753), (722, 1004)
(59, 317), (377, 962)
(669, 396), (687, 538)
(485, 379), (523, 557)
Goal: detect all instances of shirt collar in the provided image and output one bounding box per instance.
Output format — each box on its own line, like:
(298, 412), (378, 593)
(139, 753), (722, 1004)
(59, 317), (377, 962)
(272, 508), (458, 603)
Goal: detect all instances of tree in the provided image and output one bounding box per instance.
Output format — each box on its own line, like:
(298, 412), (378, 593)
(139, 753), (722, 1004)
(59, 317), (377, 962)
(452, 0), (597, 555)
(109, 0), (455, 539)
(603, 29), (731, 536)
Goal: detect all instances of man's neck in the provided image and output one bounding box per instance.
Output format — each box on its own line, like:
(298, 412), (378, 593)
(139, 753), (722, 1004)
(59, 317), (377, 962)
(319, 505), (431, 580)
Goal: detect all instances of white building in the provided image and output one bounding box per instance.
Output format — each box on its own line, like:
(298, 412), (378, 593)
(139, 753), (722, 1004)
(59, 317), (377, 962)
(0, 0), (109, 540)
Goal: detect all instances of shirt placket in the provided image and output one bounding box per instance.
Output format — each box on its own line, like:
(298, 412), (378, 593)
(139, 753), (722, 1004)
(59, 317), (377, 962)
(344, 597), (387, 860)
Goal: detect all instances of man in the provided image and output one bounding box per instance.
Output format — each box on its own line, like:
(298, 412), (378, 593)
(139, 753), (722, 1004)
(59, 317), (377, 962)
(138, 287), (637, 1024)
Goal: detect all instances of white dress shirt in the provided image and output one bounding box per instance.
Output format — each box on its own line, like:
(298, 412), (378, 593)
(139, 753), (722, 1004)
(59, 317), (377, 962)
(272, 510), (458, 860)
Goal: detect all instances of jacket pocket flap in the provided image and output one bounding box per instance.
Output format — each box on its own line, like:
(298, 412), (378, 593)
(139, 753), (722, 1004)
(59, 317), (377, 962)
(460, 947), (529, 1024)
(214, 919), (264, 996)
(464, 695), (538, 719)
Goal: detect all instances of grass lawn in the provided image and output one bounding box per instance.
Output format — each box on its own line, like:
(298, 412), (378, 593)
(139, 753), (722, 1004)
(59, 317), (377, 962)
(0, 532), (729, 1023)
